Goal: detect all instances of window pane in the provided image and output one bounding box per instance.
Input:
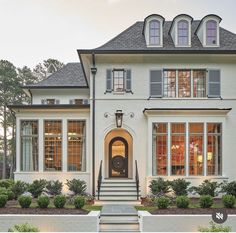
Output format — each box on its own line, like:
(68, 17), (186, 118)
(178, 20), (189, 46)
(163, 70), (176, 97)
(20, 121), (38, 171)
(193, 70), (206, 97)
(178, 70), (191, 97)
(152, 123), (168, 175)
(171, 123), (185, 175)
(149, 20), (160, 45)
(207, 123), (222, 175)
(206, 20), (217, 45)
(113, 70), (124, 92)
(189, 123), (204, 175)
(44, 120), (62, 171)
(68, 121), (86, 171)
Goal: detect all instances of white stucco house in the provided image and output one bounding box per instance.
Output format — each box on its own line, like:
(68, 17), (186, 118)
(10, 14), (236, 201)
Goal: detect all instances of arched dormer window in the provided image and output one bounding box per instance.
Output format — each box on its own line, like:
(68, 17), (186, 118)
(142, 14), (165, 47)
(206, 20), (217, 45)
(149, 20), (160, 45)
(177, 20), (189, 46)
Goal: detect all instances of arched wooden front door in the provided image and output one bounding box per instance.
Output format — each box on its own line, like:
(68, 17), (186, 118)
(109, 137), (128, 178)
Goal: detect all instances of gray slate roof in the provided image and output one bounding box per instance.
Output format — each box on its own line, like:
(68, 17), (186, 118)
(93, 21), (236, 51)
(25, 63), (88, 88)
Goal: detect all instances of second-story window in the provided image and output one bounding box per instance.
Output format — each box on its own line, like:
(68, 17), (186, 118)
(113, 70), (124, 92)
(193, 70), (206, 97)
(177, 20), (189, 46)
(178, 70), (191, 97)
(149, 20), (160, 45)
(206, 20), (217, 45)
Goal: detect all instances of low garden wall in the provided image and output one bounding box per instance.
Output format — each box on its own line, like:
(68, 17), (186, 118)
(0, 211), (100, 232)
(138, 211), (236, 232)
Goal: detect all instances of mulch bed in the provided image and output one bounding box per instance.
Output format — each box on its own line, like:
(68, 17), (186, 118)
(151, 208), (236, 215)
(0, 200), (88, 215)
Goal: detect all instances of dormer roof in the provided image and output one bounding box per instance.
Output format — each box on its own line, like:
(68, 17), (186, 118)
(142, 14), (165, 35)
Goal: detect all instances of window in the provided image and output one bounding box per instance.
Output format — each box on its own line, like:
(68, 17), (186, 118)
(113, 70), (124, 92)
(149, 20), (160, 45)
(171, 123), (185, 175)
(178, 70), (191, 97)
(189, 123), (204, 175)
(163, 70), (176, 97)
(68, 121), (86, 172)
(177, 20), (189, 46)
(41, 99), (60, 105)
(193, 70), (206, 97)
(207, 123), (222, 175)
(206, 20), (217, 45)
(152, 123), (168, 176)
(20, 121), (38, 171)
(44, 120), (62, 171)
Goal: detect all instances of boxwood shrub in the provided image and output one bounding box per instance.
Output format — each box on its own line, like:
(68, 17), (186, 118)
(54, 195), (67, 208)
(176, 196), (190, 208)
(0, 195), (8, 208)
(74, 196), (85, 209)
(155, 196), (170, 209)
(37, 196), (50, 208)
(222, 195), (235, 208)
(199, 195), (213, 208)
(18, 195), (32, 208)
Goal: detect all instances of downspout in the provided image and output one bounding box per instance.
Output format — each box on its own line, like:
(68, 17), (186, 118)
(91, 53), (97, 197)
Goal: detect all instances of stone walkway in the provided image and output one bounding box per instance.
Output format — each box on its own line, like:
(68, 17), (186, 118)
(101, 204), (138, 215)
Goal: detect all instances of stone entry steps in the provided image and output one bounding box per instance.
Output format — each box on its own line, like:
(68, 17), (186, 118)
(97, 179), (140, 201)
(99, 205), (140, 232)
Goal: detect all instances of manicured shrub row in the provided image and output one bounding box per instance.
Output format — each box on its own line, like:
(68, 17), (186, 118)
(16, 195), (86, 209)
(149, 178), (236, 198)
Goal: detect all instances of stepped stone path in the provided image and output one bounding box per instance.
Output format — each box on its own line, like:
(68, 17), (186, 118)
(99, 205), (140, 232)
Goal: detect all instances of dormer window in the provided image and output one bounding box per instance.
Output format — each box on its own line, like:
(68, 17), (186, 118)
(142, 14), (165, 47)
(195, 14), (221, 47)
(149, 20), (160, 45)
(177, 20), (189, 46)
(206, 20), (217, 45)
(169, 14), (193, 47)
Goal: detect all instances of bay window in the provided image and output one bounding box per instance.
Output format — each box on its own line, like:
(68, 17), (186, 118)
(20, 120), (38, 171)
(68, 120), (86, 172)
(152, 123), (168, 176)
(44, 120), (62, 171)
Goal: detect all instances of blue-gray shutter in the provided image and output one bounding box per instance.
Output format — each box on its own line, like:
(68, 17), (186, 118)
(150, 70), (163, 97)
(126, 69), (131, 92)
(208, 70), (221, 98)
(106, 69), (112, 92)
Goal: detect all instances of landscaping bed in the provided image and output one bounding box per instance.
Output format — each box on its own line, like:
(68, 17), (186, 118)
(0, 200), (101, 215)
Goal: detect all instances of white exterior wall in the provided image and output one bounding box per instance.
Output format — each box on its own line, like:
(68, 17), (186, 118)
(14, 110), (91, 194)
(31, 89), (89, 104)
(93, 58), (236, 196)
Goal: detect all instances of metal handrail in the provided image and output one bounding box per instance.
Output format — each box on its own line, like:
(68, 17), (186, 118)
(135, 160), (139, 200)
(97, 160), (102, 200)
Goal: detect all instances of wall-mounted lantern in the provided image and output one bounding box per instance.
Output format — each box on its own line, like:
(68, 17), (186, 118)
(115, 110), (124, 128)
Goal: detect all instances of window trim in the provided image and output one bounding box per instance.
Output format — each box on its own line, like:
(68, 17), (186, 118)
(204, 19), (220, 47)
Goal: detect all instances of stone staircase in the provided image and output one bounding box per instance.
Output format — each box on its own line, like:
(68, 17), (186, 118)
(99, 205), (140, 232)
(96, 179), (140, 202)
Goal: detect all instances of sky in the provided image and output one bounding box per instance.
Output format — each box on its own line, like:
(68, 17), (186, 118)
(0, 0), (236, 69)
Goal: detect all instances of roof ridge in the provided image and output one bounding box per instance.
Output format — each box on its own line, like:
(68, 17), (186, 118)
(94, 21), (141, 50)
